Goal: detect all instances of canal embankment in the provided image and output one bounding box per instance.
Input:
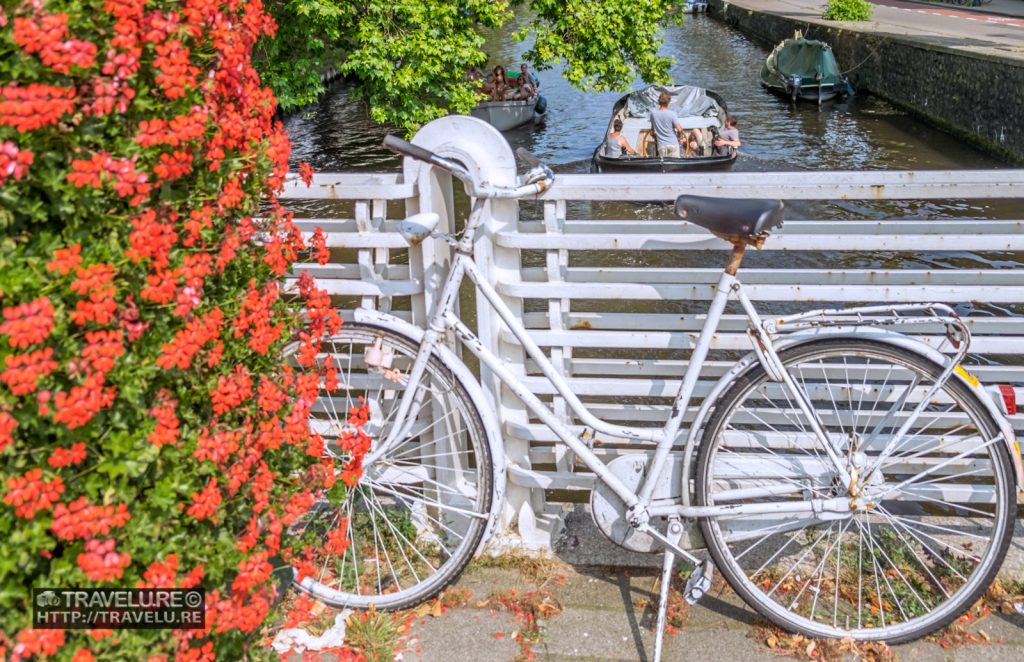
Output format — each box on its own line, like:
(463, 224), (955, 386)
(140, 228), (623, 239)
(708, 0), (1024, 163)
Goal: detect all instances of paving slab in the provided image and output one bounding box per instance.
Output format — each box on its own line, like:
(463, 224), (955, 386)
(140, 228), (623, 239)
(402, 606), (522, 662)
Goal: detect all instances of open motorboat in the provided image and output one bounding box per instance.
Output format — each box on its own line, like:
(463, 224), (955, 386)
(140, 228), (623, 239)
(760, 34), (850, 104)
(471, 96), (544, 131)
(470, 66), (548, 131)
(591, 84), (737, 173)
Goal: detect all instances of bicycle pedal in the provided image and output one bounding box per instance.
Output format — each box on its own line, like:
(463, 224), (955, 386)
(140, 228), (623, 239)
(683, 561), (714, 605)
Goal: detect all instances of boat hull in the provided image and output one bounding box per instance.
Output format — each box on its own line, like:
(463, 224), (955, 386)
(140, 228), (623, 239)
(591, 146), (737, 173)
(762, 82), (845, 104)
(470, 98), (538, 131)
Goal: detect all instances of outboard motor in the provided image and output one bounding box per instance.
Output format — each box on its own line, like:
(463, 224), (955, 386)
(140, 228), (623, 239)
(789, 74), (802, 101)
(534, 95), (548, 115)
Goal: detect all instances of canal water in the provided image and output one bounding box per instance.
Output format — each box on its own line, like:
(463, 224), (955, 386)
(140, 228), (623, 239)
(284, 13), (1007, 176)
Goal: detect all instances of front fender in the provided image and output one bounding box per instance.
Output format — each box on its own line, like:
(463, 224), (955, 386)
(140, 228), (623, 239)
(682, 327), (1023, 503)
(351, 308), (509, 551)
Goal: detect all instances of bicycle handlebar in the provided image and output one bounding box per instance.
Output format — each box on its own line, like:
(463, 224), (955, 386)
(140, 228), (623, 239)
(382, 134), (553, 199)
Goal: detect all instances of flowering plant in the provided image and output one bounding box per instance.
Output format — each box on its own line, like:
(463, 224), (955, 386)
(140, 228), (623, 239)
(0, 0), (347, 659)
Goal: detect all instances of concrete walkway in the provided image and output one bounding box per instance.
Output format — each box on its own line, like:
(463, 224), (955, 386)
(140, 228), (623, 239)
(402, 562), (1024, 661)
(717, 0), (1024, 54)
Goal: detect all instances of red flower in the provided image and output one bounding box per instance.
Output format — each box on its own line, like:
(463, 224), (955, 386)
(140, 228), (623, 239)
(67, 153), (152, 204)
(0, 83), (76, 132)
(77, 538), (131, 581)
(1, 347), (58, 396)
(153, 149), (193, 181)
(147, 389), (180, 447)
(13, 629), (65, 659)
(81, 329), (124, 375)
(186, 477), (222, 521)
(282, 491), (315, 527)
(136, 108), (208, 147)
(0, 297), (55, 348)
(298, 161), (314, 187)
(47, 442), (87, 468)
(137, 553), (180, 589)
(0, 140), (33, 185)
(233, 280), (283, 355)
(117, 295), (149, 341)
(52, 372), (117, 429)
(176, 642), (215, 662)
(70, 263), (116, 296)
(72, 648), (95, 662)
(51, 498), (130, 540)
(3, 468), (64, 518)
(324, 518), (350, 556)
(231, 551), (271, 594)
(210, 365), (253, 415)
(13, 13), (97, 74)
(153, 39), (197, 100)
(47, 244), (82, 275)
(0, 411), (16, 453)
(194, 426), (241, 465)
(310, 226), (329, 265)
(156, 307), (223, 370)
(256, 375), (287, 414)
(126, 209), (177, 269)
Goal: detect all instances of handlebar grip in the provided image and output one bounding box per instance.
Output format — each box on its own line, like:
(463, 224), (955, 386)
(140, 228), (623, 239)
(515, 147), (542, 169)
(383, 135), (439, 165)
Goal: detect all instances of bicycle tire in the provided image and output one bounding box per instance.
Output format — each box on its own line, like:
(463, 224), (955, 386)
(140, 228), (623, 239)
(291, 322), (493, 610)
(695, 338), (1015, 643)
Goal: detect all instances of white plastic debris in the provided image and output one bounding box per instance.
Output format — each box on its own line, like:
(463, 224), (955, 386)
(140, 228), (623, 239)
(1014, 602), (1024, 616)
(271, 610), (352, 655)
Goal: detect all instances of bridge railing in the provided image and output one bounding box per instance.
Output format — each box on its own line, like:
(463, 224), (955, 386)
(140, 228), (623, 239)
(281, 116), (1024, 552)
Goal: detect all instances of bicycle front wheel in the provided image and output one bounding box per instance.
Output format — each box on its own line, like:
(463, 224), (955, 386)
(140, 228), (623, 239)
(291, 323), (493, 610)
(696, 338), (1015, 643)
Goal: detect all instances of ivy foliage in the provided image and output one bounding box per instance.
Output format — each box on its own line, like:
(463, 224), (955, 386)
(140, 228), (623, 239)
(258, 0), (684, 128)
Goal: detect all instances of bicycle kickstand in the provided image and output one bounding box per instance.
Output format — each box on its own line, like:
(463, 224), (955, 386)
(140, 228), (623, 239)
(652, 521), (714, 662)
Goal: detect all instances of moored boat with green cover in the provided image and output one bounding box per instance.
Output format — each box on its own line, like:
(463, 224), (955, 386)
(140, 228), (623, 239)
(760, 35), (850, 104)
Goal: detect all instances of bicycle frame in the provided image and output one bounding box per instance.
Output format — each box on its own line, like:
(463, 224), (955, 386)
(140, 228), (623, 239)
(372, 200), (857, 529)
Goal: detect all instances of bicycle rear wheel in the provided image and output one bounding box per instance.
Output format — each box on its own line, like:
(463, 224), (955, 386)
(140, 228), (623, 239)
(291, 323), (492, 610)
(695, 338), (1015, 643)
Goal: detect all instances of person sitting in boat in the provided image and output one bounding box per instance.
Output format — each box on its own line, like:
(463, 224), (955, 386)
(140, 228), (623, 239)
(520, 63), (540, 90)
(480, 73), (495, 97)
(515, 78), (536, 100)
(712, 115), (741, 156)
(651, 91), (687, 158)
(605, 119), (638, 159)
(491, 65), (516, 101)
(681, 127), (705, 158)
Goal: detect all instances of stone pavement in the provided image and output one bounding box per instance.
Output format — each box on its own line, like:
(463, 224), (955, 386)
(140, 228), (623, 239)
(712, 0), (1024, 54)
(401, 562), (1024, 661)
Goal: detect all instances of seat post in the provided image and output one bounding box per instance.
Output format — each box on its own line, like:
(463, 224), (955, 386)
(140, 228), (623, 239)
(724, 242), (747, 276)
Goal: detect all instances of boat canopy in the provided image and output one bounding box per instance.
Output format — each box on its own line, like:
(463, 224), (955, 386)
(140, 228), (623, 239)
(624, 85), (721, 126)
(762, 38), (845, 87)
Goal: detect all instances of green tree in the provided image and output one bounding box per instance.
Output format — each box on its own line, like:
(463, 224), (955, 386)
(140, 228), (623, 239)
(258, 0), (682, 129)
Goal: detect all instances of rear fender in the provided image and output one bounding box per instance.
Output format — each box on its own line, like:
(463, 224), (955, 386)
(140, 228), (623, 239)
(351, 308), (509, 551)
(683, 327), (1024, 503)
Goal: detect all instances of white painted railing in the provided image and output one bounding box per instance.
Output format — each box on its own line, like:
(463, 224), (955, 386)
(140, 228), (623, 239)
(283, 116), (1024, 549)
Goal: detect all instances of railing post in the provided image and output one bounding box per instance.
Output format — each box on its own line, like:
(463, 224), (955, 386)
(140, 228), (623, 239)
(408, 117), (546, 549)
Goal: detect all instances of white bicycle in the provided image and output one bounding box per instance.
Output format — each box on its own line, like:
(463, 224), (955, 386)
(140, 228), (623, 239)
(291, 135), (1023, 659)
